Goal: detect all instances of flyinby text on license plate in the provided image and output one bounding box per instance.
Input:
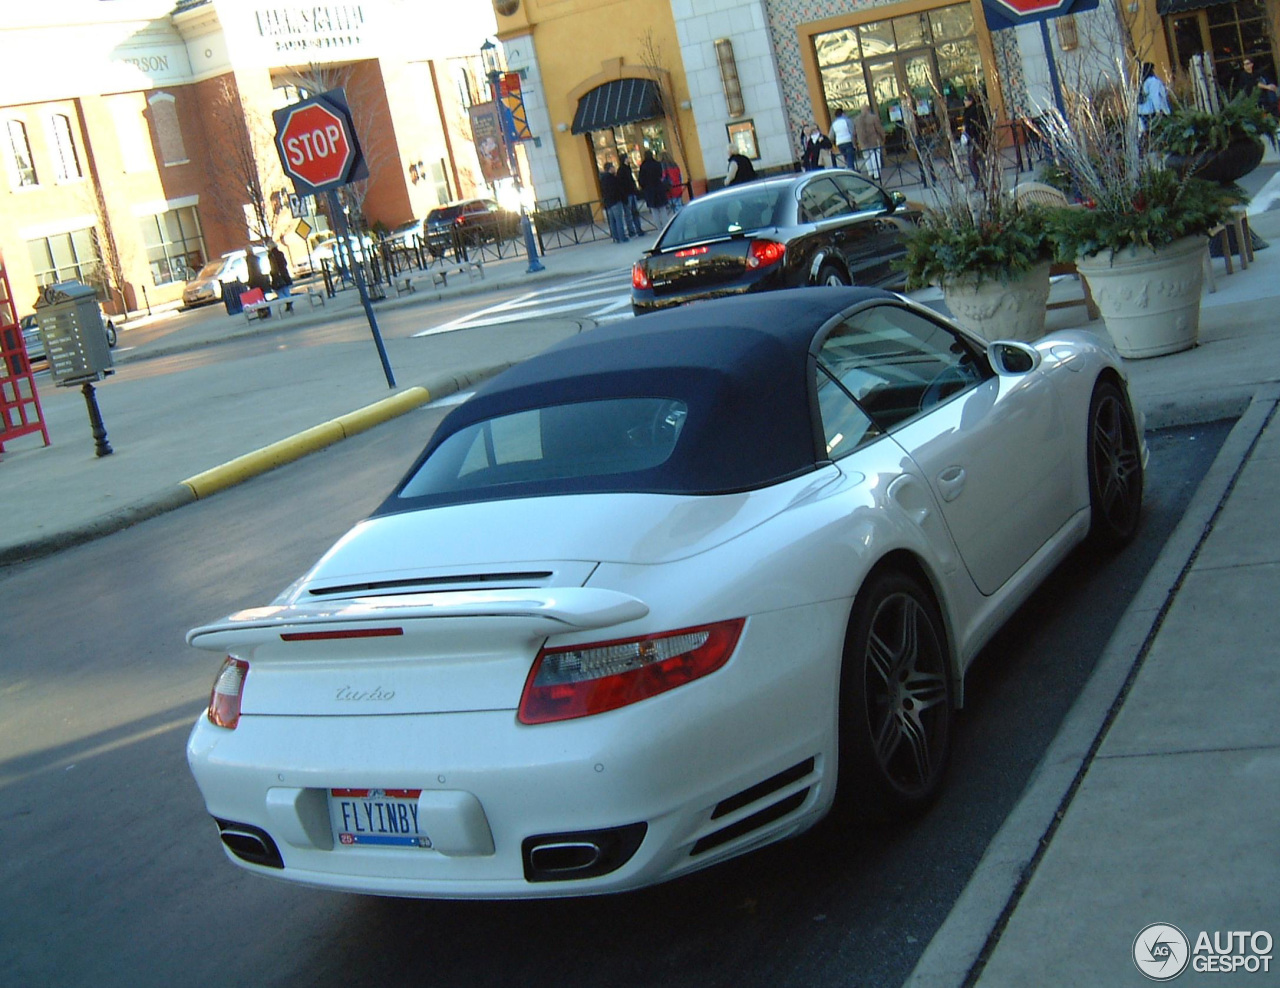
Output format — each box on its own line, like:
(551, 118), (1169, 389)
(329, 788), (432, 848)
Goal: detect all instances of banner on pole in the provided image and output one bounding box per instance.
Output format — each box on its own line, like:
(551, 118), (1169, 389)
(499, 72), (533, 141)
(468, 102), (512, 184)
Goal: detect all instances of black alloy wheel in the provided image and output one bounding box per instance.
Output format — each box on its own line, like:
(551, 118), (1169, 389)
(1087, 379), (1144, 547)
(838, 570), (952, 821)
(817, 263), (849, 287)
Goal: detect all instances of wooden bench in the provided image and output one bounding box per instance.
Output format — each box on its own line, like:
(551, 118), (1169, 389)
(1012, 182), (1101, 321)
(427, 260), (485, 289)
(239, 288), (297, 322)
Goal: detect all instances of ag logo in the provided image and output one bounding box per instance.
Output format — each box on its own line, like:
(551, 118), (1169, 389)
(1134, 923), (1191, 981)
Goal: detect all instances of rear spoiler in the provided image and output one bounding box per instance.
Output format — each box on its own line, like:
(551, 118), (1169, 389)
(187, 588), (649, 652)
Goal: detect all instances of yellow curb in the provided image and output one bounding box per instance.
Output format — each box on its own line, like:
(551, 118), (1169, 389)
(180, 386), (433, 499)
(334, 386), (432, 437)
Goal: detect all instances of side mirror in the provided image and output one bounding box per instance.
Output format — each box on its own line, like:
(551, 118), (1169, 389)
(986, 340), (1041, 375)
(887, 190), (907, 213)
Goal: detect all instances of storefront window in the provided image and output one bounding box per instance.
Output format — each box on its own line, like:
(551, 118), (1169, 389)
(140, 206), (205, 287)
(814, 3), (984, 146)
(1167, 0), (1276, 88)
(590, 120), (670, 177)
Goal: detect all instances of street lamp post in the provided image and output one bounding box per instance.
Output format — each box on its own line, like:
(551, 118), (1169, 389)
(481, 39), (544, 274)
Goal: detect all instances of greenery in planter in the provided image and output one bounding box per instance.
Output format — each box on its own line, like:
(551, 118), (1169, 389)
(897, 111), (1053, 290)
(900, 201), (1051, 290)
(1047, 167), (1240, 260)
(1149, 90), (1278, 157)
(1039, 66), (1241, 261)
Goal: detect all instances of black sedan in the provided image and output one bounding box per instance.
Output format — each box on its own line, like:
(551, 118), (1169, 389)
(631, 169), (919, 315)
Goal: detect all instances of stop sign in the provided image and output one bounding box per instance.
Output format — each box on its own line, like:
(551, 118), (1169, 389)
(980, 0), (1095, 26)
(987, 0), (1072, 16)
(272, 92), (365, 193)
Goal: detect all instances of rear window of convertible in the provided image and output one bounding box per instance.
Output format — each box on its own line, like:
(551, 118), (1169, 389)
(396, 398), (689, 501)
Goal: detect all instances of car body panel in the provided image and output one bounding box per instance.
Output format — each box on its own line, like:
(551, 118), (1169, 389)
(632, 170), (918, 314)
(185, 289), (1143, 899)
(182, 248), (269, 307)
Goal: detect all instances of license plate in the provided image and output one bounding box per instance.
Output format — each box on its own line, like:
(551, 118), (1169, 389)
(329, 788), (432, 848)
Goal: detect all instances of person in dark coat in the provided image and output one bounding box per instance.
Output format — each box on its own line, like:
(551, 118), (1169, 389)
(726, 144), (756, 185)
(1235, 57), (1279, 115)
(267, 242), (293, 296)
(800, 124), (832, 170)
(599, 162), (628, 243)
(616, 158), (643, 237)
(961, 93), (988, 185)
(244, 247), (270, 293)
(638, 150), (667, 220)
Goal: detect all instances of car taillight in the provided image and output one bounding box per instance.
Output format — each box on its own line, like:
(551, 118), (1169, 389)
(518, 619), (744, 724)
(747, 240), (786, 269)
(207, 657), (249, 730)
(632, 262), (652, 290)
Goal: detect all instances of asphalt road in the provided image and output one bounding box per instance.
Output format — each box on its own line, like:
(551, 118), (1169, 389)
(0, 389), (1230, 987)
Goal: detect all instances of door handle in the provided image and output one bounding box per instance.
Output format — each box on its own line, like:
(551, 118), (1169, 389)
(936, 466), (966, 502)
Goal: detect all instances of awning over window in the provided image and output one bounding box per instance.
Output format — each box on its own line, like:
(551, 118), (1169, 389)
(1156, 0), (1234, 16)
(571, 78), (662, 135)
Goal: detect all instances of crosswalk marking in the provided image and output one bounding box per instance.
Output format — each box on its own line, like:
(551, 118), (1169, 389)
(414, 269), (633, 336)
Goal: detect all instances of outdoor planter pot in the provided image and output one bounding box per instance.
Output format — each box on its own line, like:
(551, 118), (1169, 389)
(1075, 235), (1207, 359)
(942, 261), (1052, 343)
(1166, 136), (1264, 186)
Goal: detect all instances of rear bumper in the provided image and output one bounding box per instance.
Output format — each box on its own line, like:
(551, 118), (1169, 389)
(631, 270), (786, 315)
(186, 602), (850, 898)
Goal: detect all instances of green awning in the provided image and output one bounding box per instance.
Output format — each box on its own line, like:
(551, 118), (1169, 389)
(571, 78), (662, 135)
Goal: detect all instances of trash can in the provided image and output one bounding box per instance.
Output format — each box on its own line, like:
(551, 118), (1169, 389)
(222, 280), (247, 315)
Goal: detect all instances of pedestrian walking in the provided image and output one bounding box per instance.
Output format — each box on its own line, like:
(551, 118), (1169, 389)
(267, 242), (292, 297)
(829, 108), (856, 170)
(800, 124), (832, 170)
(661, 152), (685, 212)
(726, 144), (756, 186)
(855, 104), (885, 180)
(638, 149), (668, 222)
(1137, 62), (1171, 128)
(961, 93), (988, 184)
(616, 157), (643, 237)
(245, 246), (270, 294)
(599, 162), (628, 243)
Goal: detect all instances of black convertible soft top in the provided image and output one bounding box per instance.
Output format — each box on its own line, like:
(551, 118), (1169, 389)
(380, 288), (894, 511)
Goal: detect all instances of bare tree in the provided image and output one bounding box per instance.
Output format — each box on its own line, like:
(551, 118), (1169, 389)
(636, 31), (691, 181)
(205, 78), (278, 245)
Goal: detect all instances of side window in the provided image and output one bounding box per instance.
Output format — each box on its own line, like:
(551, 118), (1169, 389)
(816, 364), (881, 459)
(6, 119), (38, 187)
(799, 177), (851, 223)
(49, 113), (82, 181)
(831, 173), (889, 212)
(817, 304), (988, 431)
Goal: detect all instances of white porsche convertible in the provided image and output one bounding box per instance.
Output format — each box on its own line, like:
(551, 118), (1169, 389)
(186, 288), (1145, 898)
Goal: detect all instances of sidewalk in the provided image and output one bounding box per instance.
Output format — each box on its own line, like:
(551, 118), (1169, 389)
(4, 175), (1280, 986)
(908, 202), (1280, 985)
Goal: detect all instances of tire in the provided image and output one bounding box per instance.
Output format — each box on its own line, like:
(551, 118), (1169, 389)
(1087, 379), (1143, 548)
(837, 570), (953, 822)
(104, 320), (118, 348)
(816, 263), (849, 288)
